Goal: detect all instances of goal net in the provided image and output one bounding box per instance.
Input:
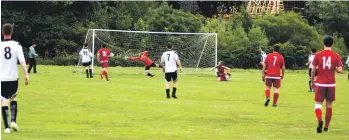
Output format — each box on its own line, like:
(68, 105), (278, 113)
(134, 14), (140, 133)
(75, 29), (217, 73)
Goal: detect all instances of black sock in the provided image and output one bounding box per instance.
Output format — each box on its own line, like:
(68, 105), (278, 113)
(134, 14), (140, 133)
(147, 73), (152, 77)
(10, 101), (17, 123)
(89, 69), (93, 77)
(172, 87), (177, 96)
(2, 106), (9, 128)
(309, 81), (312, 90)
(166, 89), (170, 98)
(86, 69), (89, 78)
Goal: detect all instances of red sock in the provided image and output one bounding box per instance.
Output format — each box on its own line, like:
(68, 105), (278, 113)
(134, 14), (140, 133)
(325, 108), (332, 128)
(315, 108), (322, 121)
(265, 89), (270, 99)
(273, 93), (279, 105)
(104, 71), (108, 80)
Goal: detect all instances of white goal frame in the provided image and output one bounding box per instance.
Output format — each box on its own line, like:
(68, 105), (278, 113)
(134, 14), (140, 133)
(78, 29), (218, 73)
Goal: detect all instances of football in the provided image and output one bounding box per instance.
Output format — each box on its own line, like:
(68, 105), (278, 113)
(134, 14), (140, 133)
(110, 53), (114, 57)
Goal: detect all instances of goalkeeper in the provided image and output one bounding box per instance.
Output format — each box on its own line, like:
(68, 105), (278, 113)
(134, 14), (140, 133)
(128, 51), (162, 77)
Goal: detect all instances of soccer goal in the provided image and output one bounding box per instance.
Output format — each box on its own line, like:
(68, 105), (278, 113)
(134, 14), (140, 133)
(74, 29), (217, 73)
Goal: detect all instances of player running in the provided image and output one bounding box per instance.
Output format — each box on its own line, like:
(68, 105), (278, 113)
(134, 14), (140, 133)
(210, 61), (231, 81)
(128, 51), (161, 77)
(306, 48), (317, 92)
(262, 45), (285, 107)
(311, 36), (343, 133)
(259, 47), (267, 82)
(1, 23), (29, 133)
(79, 42), (93, 78)
(345, 54), (349, 80)
(161, 44), (182, 99)
(97, 46), (111, 81)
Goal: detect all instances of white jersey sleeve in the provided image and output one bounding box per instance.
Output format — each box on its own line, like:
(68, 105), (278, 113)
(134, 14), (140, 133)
(308, 54), (315, 69)
(261, 51), (266, 63)
(1, 40), (24, 81)
(346, 55), (349, 66)
(161, 50), (179, 73)
(79, 48), (92, 63)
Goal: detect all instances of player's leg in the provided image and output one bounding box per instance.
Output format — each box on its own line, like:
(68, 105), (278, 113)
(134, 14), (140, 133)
(308, 68), (312, 92)
(264, 78), (272, 106)
(33, 58), (37, 73)
(28, 58), (33, 73)
(165, 73), (171, 98)
(171, 72), (178, 99)
(1, 81), (11, 133)
(9, 97), (19, 131)
(324, 87), (335, 132)
(83, 63), (89, 78)
(314, 86), (325, 133)
(272, 79), (281, 107)
(103, 67), (109, 81)
(144, 66), (154, 77)
(88, 62), (93, 78)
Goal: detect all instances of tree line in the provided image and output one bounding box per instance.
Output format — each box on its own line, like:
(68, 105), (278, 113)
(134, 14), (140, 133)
(1, 1), (348, 68)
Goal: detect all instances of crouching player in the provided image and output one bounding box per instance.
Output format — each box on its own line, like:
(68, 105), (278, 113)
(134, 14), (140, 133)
(128, 51), (161, 77)
(211, 61), (231, 81)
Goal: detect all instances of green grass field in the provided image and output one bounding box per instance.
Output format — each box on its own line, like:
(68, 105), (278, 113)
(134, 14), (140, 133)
(1, 66), (349, 140)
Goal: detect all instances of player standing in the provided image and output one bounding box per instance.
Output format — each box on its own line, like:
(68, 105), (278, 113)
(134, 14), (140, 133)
(306, 48), (317, 92)
(260, 47), (267, 82)
(210, 61), (231, 81)
(311, 36), (343, 133)
(97, 46), (111, 81)
(128, 51), (161, 77)
(262, 45), (285, 107)
(1, 23), (29, 133)
(161, 44), (182, 99)
(79, 42), (93, 78)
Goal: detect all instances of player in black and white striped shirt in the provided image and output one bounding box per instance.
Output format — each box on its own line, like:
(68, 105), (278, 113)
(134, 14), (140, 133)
(1, 23), (29, 133)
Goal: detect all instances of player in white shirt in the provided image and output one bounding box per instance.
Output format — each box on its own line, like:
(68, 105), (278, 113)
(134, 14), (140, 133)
(79, 42), (94, 78)
(259, 47), (267, 82)
(161, 44), (182, 99)
(305, 48), (317, 92)
(1, 23), (29, 134)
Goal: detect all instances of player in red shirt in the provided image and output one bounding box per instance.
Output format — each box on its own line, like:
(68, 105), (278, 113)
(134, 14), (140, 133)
(97, 46), (111, 81)
(311, 36), (343, 133)
(127, 51), (161, 77)
(262, 45), (285, 107)
(210, 61), (231, 81)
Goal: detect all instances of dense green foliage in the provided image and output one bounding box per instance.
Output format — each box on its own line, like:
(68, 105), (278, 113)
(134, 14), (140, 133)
(1, 1), (348, 68)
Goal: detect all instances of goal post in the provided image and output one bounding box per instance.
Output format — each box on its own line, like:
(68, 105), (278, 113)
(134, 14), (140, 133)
(75, 29), (218, 73)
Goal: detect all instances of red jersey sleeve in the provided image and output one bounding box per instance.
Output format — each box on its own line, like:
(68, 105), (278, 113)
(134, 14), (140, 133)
(336, 54), (343, 67)
(264, 55), (269, 65)
(107, 49), (111, 55)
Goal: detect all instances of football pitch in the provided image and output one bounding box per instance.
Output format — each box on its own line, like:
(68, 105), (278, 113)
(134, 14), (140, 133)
(2, 66), (349, 140)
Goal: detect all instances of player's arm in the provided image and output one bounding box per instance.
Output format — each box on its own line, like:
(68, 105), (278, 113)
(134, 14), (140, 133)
(79, 49), (83, 56)
(261, 55), (268, 78)
(346, 56), (349, 66)
(336, 55), (343, 73)
(223, 66), (231, 70)
(96, 52), (100, 63)
(128, 56), (141, 61)
(175, 53), (182, 72)
(280, 56), (285, 79)
(210, 65), (218, 71)
(17, 45), (29, 85)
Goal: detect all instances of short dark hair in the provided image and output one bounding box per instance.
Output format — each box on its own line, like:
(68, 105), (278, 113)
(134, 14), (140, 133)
(323, 36), (333, 47)
(273, 44), (280, 52)
(167, 43), (173, 49)
(32, 43), (37, 45)
(83, 42), (88, 47)
(260, 46), (264, 51)
(311, 48), (317, 53)
(2, 23), (13, 36)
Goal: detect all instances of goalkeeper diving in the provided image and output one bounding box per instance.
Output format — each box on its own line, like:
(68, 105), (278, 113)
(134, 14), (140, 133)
(127, 51), (162, 77)
(210, 61), (231, 81)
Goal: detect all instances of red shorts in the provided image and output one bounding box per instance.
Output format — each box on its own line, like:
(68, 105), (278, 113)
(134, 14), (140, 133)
(217, 72), (227, 81)
(315, 86), (335, 102)
(265, 78), (281, 88)
(100, 62), (108, 68)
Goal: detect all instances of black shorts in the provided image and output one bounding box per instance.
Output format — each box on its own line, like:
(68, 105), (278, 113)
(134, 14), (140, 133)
(82, 61), (91, 67)
(309, 68), (318, 77)
(1, 80), (18, 99)
(145, 63), (157, 70)
(165, 71), (178, 82)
